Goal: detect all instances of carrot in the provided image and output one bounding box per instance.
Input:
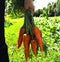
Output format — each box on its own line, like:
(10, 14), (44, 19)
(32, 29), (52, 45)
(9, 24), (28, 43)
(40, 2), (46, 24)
(34, 38), (39, 54)
(33, 26), (43, 51)
(17, 27), (25, 48)
(31, 39), (37, 56)
(23, 34), (30, 61)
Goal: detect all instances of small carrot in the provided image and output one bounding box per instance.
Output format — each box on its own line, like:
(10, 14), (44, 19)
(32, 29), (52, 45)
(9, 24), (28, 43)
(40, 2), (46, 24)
(33, 26), (43, 51)
(17, 27), (25, 48)
(31, 39), (37, 56)
(23, 34), (30, 61)
(34, 38), (39, 54)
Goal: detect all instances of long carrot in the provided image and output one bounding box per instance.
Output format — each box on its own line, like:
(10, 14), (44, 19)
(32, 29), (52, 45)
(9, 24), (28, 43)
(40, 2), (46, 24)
(33, 26), (43, 51)
(17, 27), (25, 48)
(34, 38), (39, 54)
(23, 34), (30, 61)
(31, 39), (37, 56)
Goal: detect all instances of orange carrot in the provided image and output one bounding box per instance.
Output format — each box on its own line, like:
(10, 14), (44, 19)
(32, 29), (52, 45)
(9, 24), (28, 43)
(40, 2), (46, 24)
(23, 34), (30, 61)
(17, 27), (25, 48)
(31, 39), (37, 56)
(33, 26), (43, 51)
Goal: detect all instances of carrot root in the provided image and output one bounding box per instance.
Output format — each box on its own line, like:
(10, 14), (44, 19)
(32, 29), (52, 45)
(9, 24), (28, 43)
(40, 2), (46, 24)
(23, 34), (30, 61)
(17, 27), (25, 48)
(33, 26), (43, 51)
(31, 39), (37, 56)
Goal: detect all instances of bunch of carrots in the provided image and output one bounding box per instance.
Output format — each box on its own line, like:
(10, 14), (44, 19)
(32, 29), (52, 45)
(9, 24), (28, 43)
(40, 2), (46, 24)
(17, 26), (43, 60)
(17, 10), (43, 61)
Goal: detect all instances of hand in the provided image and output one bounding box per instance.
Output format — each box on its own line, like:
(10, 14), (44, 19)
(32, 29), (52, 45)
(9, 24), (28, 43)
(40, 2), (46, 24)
(29, 4), (35, 15)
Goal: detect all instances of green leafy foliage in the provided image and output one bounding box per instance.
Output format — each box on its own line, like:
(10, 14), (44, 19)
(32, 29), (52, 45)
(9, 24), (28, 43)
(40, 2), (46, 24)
(5, 16), (60, 62)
